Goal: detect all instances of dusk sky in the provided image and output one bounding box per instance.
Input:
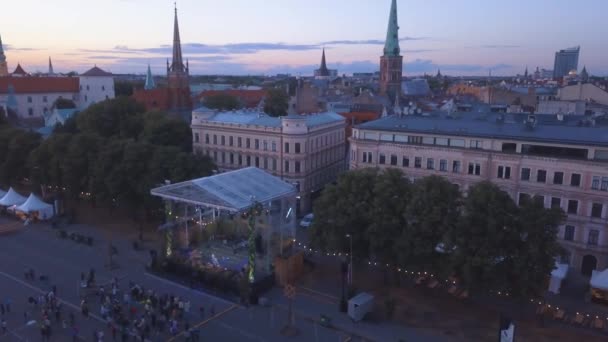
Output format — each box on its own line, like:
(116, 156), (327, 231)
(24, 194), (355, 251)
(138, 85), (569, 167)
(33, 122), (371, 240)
(2, 0), (606, 76)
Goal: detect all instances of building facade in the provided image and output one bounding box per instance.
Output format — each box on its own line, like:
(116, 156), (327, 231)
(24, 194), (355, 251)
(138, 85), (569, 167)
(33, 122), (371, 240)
(553, 46), (580, 79)
(379, 0), (403, 99)
(191, 108), (347, 214)
(349, 113), (608, 276)
(0, 65), (114, 120)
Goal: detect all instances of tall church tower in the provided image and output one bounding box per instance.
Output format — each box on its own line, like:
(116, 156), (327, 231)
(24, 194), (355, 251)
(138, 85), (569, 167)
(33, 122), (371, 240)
(0, 34), (9, 77)
(167, 5), (192, 115)
(379, 0), (403, 100)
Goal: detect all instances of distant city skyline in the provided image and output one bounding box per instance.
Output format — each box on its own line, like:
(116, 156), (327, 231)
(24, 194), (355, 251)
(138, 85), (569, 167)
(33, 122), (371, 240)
(2, 0), (607, 76)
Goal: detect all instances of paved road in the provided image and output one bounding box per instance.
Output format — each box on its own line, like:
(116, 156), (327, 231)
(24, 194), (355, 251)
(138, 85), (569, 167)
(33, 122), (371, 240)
(0, 218), (446, 341)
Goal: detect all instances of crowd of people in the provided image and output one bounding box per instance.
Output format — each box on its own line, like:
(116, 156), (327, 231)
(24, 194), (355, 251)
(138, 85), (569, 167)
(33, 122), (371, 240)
(4, 268), (218, 341)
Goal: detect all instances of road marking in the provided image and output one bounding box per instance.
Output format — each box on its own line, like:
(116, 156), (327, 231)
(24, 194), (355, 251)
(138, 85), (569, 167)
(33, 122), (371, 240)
(0, 271), (106, 324)
(144, 272), (235, 305)
(298, 290), (338, 305)
(299, 286), (339, 300)
(166, 304), (239, 342)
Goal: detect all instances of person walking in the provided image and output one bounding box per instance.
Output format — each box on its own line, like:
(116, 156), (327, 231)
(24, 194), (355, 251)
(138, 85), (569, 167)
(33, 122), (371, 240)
(1, 319), (7, 333)
(4, 298), (11, 313)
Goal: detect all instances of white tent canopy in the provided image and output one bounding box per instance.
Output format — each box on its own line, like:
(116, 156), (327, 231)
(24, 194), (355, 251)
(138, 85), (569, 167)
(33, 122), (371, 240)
(548, 263), (569, 294)
(16, 193), (54, 219)
(0, 189), (6, 199)
(0, 187), (27, 206)
(591, 269), (608, 291)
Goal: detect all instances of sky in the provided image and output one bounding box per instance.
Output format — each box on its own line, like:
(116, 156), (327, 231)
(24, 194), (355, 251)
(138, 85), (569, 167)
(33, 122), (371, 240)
(1, 0), (607, 76)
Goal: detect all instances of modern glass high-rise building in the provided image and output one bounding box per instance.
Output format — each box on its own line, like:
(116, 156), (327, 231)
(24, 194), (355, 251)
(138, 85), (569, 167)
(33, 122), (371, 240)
(553, 46), (580, 79)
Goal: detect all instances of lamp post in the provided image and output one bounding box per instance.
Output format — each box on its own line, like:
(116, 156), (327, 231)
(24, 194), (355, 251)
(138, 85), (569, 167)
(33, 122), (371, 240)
(345, 234), (353, 286)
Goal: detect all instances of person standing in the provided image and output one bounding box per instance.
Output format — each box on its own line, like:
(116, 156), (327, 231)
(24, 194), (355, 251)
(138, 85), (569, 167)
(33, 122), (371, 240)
(4, 298), (10, 313)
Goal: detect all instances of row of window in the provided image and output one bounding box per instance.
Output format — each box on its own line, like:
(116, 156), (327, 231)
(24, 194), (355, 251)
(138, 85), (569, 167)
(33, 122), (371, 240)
(79, 85), (109, 91)
(355, 152), (596, 189)
(359, 152), (478, 176)
(209, 150), (304, 173)
(361, 132), (483, 150)
(518, 193), (606, 218)
(198, 132), (343, 154)
(563, 225), (600, 246)
(520, 167), (581, 186)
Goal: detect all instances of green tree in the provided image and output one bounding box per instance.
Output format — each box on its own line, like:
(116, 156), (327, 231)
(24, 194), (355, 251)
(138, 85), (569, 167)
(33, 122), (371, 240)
(114, 81), (140, 97)
(447, 181), (520, 293)
(140, 111), (193, 152)
(399, 175), (461, 272)
(203, 93), (241, 111)
(0, 129), (41, 185)
(61, 133), (101, 198)
(76, 97), (145, 138)
(368, 169), (411, 264)
(264, 88), (289, 117)
(309, 169), (378, 259)
(507, 195), (565, 297)
(52, 98), (76, 110)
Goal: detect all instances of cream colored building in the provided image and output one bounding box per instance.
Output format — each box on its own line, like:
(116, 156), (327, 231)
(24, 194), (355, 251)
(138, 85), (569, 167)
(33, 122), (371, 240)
(350, 112), (608, 276)
(191, 107), (347, 214)
(558, 83), (608, 106)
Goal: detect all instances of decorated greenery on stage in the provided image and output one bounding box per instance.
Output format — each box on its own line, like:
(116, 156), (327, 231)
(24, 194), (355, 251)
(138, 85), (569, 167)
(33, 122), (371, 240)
(246, 201), (264, 283)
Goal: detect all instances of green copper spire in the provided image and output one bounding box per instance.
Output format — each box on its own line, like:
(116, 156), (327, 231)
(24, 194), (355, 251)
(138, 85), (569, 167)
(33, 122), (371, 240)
(144, 64), (156, 90)
(383, 0), (400, 57)
(0, 34), (6, 62)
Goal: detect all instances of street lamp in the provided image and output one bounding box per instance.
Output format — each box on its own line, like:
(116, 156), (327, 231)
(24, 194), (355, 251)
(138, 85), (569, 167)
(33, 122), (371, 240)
(345, 234), (353, 285)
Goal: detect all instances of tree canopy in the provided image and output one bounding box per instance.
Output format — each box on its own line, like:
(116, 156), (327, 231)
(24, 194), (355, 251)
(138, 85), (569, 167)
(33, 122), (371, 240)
(203, 93), (242, 111)
(263, 88), (289, 117)
(52, 98), (77, 110)
(24, 97), (216, 220)
(310, 170), (565, 298)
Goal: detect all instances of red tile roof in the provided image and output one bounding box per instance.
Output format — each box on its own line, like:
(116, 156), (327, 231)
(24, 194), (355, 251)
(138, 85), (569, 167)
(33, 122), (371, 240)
(197, 89), (267, 108)
(12, 63), (27, 76)
(81, 66), (112, 77)
(0, 76), (79, 94)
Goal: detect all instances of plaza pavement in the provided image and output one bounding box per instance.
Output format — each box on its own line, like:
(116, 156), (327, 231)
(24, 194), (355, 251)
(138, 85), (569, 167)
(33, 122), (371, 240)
(0, 217), (448, 341)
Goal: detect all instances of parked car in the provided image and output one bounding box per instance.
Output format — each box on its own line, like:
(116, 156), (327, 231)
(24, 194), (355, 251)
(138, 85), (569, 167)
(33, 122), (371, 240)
(299, 213), (314, 228)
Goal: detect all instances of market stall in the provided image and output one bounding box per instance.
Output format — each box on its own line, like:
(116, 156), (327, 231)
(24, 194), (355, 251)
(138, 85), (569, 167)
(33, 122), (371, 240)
(16, 193), (55, 220)
(590, 269), (608, 304)
(0, 188), (27, 207)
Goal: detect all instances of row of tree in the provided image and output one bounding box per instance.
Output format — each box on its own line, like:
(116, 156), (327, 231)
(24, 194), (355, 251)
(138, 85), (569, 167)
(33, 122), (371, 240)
(309, 169), (565, 298)
(0, 97), (215, 221)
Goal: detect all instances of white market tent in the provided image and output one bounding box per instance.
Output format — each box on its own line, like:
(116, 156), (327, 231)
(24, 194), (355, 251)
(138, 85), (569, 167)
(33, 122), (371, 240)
(150, 167), (297, 212)
(591, 269), (608, 291)
(548, 263), (569, 294)
(0, 189), (6, 199)
(16, 193), (54, 219)
(0, 187), (27, 206)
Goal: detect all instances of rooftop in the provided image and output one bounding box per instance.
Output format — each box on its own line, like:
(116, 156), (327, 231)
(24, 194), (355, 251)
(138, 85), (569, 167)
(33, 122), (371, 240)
(356, 112), (608, 147)
(193, 108), (345, 128)
(81, 66), (113, 77)
(150, 167), (296, 212)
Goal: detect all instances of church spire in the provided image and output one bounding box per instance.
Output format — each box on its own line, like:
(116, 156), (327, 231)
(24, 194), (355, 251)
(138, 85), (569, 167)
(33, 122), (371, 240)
(170, 3), (185, 73)
(383, 0), (400, 57)
(48, 57), (54, 75)
(318, 48), (330, 76)
(144, 64), (156, 90)
(0, 34), (5, 61)
(0, 33), (7, 76)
